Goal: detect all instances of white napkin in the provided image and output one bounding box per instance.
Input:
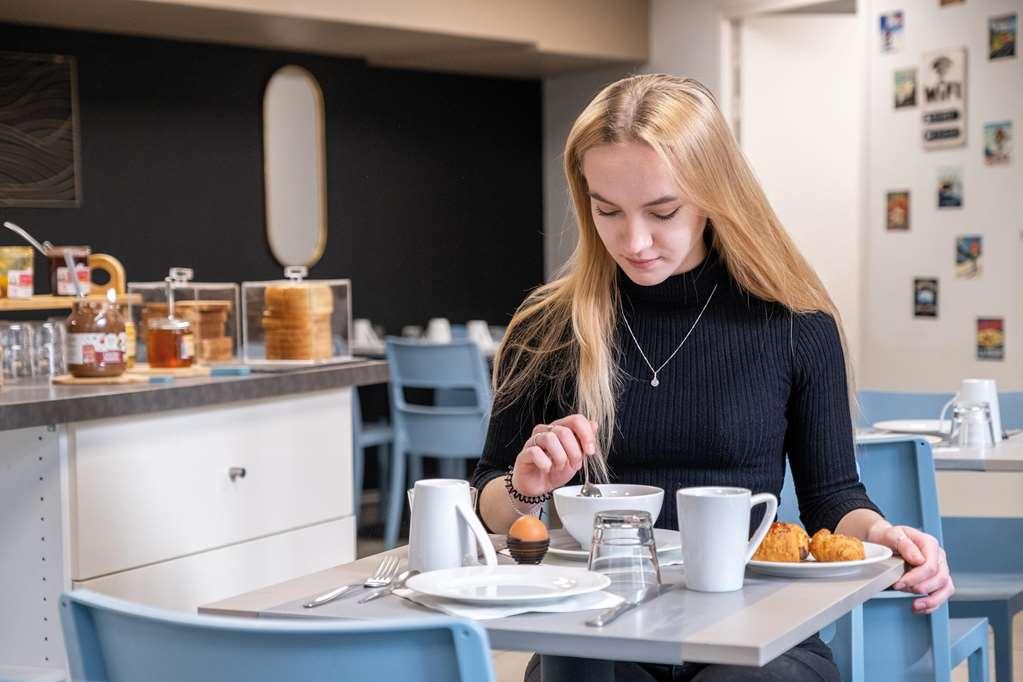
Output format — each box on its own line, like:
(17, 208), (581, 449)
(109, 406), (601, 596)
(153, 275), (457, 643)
(393, 588), (623, 621)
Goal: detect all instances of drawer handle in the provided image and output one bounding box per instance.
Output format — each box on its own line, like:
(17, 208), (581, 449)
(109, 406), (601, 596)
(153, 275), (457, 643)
(228, 467), (247, 482)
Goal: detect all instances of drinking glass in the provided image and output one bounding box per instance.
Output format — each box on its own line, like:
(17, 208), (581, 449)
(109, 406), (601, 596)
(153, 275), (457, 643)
(948, 401), (995, 447)
(587, 510), (661, 596)
(1, 322), (37, 381)
(33, 321), (67, 379)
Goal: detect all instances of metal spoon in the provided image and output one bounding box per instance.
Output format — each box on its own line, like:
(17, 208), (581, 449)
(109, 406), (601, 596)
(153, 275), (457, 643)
(579, 445), (602, 498)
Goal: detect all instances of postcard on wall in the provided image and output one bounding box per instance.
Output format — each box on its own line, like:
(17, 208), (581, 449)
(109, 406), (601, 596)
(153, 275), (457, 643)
(880, 11), (904, 53)
(914, 278), (938, 318)
(921, 47), (967, 149)
(955, 235), (982, 278)
(989, 13), (1017, 60)
(937, 166), (963, 208)
(940, 0), (965, 6)
(886, 190), (910, 230)
(984, 121), (1012, 165)
(977, 318), (1005, 360)
(894, 68), (917, 108)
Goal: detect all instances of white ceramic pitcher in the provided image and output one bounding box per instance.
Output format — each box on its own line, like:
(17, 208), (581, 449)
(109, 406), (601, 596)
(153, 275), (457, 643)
(407, 479), (497, 573)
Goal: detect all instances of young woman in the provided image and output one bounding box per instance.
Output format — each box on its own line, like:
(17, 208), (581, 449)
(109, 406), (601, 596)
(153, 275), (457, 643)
(472, 74), (953, 681)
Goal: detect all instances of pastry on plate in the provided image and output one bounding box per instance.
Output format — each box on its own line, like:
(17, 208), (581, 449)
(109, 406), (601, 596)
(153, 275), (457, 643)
(809, 529), (865, 562)
(752, 522), (810, 562)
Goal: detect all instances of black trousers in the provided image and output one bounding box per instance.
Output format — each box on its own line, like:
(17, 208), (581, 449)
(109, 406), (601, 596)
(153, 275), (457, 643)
(524, 635), (840, 682)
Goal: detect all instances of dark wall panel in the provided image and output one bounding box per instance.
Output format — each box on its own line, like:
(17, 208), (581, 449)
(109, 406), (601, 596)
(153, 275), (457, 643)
(0, 23), (544, 331)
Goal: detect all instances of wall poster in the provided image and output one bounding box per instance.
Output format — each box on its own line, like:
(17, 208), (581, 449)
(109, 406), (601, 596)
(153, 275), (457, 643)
(937, 166), (963, 208)
(914, 278), (938, 317)
(977, 318), (1005, 360)
(886, 190), (910, 230)
(989, 13), (1017, 60)
(984, 121), (1012, 165)
(920, 47), (967, 149)
(955, 235), (982, 278)
(880, 11), (905, 53)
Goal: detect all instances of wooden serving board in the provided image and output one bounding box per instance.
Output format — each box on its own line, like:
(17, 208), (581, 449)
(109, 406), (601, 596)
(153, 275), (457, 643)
(128, 363), (212, 377)
(53, 373), (148, 385)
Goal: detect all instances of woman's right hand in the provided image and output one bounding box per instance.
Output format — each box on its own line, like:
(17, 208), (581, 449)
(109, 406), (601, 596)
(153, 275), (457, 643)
(511, 414), (598, 496)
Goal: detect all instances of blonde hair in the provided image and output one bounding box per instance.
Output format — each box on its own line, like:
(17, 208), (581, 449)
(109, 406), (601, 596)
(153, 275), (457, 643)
(493, 74), (847, 481)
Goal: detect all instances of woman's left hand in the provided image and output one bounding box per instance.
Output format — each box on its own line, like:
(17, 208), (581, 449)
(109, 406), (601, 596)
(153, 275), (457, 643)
(867, 522), (954, 614)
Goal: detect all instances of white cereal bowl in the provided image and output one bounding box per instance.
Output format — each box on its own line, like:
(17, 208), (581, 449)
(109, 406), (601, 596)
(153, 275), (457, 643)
(553, 484), (664, 550)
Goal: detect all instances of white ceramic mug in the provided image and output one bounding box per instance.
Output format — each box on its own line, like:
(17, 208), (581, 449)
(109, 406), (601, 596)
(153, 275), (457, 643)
(941, 379), (1003, 442)
(353, 318), (375, 345)
(676, 487), (778, 592)
(425, 318), (452, 343)
(407, 479), (497, 573)
(466, 320), (494, 349)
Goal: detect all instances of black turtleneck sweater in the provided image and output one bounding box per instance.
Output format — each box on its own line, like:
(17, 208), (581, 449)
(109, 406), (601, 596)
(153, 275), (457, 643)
(472, 252), (880, 534)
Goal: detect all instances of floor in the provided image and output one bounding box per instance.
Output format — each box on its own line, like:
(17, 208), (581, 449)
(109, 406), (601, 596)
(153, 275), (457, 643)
(359, 534), (1021, 681)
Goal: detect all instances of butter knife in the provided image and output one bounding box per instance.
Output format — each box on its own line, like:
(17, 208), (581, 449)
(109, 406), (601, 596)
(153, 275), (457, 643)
(358, 569), (419, 604)
(586, 583), (674, 627)
(303, 584), (357, 609)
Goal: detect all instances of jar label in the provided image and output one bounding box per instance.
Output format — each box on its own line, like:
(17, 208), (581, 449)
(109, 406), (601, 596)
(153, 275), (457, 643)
(56, 264), (91, 296)
(180, 332), (195, 360)
(69, 332), (127, 366)
(5, 269), (33, 298)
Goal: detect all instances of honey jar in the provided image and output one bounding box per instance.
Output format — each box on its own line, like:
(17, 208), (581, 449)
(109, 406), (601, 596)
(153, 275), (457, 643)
(146, 274), (195, 368)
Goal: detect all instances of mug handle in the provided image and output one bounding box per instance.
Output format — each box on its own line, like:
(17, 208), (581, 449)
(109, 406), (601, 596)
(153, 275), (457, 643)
(744, 493), (779, 563)
(456, 501), (498, 566)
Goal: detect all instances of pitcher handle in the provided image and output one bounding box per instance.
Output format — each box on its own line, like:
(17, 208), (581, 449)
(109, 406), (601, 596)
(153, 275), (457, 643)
(744, 493), (779, 563)
(939, 393), (959, 424)
(456, 501), (498, 566)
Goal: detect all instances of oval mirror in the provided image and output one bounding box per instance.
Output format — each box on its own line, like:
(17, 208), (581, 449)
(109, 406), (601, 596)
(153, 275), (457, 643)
(263, 65), (327, 267)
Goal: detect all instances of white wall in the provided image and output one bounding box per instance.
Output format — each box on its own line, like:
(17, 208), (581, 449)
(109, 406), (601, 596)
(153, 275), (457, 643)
(861, 0), (1023, 390)
(740, 15), (863, 367)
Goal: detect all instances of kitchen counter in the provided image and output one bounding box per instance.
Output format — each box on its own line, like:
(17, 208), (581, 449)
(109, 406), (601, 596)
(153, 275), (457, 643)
(0, 359), (388, 431)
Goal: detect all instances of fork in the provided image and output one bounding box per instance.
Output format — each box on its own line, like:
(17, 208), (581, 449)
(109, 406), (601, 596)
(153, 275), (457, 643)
(580, 444), (603, 498)
(303, 556), (400, 608)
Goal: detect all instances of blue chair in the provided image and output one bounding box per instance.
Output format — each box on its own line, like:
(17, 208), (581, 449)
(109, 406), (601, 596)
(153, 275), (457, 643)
(857, 390), (954, 428)
(384, 338), (492, 548)
(943, 517), (1023, 682)
(352, 388), (394, 524)
(780, 438), (989, 681)
(60, 589), (494, 682)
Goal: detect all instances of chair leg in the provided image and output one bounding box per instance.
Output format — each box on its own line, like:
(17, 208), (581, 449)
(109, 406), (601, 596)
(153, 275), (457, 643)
(384, 445), (407, 549)
(353, 443), (365, 523)
(968, 636), (990, 682)
(989, 608), (1012, 682)
(376, 443), (390, 515)
(409, 454), (424, 486)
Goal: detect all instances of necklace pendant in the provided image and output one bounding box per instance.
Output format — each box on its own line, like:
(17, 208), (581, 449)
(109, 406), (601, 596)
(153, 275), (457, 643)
(650, 375), (660, 387)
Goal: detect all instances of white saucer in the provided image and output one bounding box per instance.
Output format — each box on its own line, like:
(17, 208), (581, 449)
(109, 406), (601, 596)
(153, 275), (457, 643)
(546, 527), (681, 560)
(873, 419), (950, 435)
(405, 564), (610, 605)
(748, 541), (893, 578)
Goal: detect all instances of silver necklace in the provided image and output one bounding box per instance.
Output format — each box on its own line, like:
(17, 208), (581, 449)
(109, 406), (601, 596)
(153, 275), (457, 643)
(621, 283), (718, 387)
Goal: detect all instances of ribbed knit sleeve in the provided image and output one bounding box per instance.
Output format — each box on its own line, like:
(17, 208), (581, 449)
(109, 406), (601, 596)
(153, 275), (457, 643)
(785, 312), (882, 533)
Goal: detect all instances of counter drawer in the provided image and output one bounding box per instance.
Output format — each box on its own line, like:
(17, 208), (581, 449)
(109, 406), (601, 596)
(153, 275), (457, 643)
(71, 388), (353, 580)
(75, 515), (355, 613)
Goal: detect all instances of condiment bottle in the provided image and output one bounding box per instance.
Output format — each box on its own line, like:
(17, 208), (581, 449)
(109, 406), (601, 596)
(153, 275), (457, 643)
(146, 273), (195, 368)
(67, 289), (127, 378)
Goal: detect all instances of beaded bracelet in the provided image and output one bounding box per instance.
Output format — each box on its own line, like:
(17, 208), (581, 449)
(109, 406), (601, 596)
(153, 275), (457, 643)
(504, 467), (553, 505)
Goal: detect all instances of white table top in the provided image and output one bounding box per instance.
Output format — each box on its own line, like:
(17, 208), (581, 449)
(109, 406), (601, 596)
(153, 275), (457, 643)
(201, 541), (902, 667)
(931, 437), (1023, 472)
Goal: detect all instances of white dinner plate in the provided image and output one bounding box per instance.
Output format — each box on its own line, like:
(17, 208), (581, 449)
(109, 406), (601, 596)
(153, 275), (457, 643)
(546, 527), (681, 560)
(405, 565), (610, 605)
(748, 541), (893, 578)
(873, 419), (950, 435)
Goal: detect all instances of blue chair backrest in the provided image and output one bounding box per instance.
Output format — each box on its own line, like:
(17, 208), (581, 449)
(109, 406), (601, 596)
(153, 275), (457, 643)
(857, 390), (954, 427)
(61, 589), (494, 682)
(855, 437), (943, 543)
(385, 338), (492, 457)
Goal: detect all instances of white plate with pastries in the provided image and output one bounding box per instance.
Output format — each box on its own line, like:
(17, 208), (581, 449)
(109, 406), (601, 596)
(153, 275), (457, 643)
(748, 541), (893, 578)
